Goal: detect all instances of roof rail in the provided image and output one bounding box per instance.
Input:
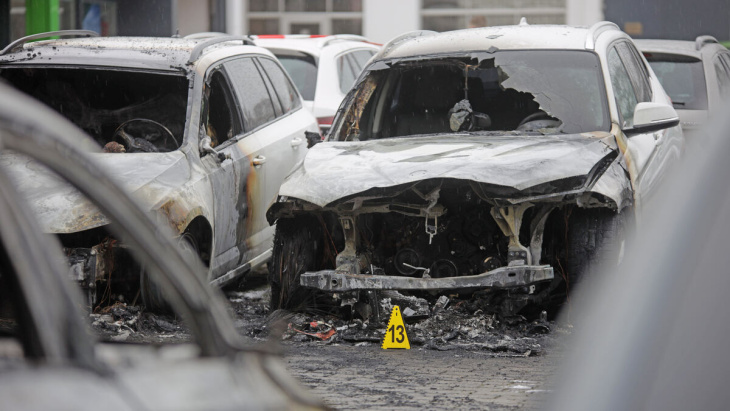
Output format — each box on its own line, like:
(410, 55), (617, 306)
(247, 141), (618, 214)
(585, 21), (619, 50)
(0, 30), (98, 56)
(695, 35), (719, 50)
(187, 35), (255, 64)
(379, 30), (437, 57)
(321, 34), (371, 47)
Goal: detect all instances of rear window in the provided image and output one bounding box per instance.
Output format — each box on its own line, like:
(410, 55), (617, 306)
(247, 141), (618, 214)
(273, 52), (318, 101)
(644, 53), (708, 110)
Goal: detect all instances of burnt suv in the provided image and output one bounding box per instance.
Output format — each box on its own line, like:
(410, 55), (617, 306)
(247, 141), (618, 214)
(267, 22), (684, 316)
(0, 30), (319, 309)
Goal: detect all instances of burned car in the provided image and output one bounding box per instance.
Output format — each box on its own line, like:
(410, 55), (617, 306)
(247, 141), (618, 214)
(0, 81), (323, 410)
(267, 22), (684, 316)
(0, 31), (319, 309)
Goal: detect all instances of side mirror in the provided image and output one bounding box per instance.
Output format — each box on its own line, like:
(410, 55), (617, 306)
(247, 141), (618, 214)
(624, 102), (680, 136)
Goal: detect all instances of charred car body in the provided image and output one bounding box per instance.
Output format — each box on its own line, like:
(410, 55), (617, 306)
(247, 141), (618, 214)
(0, 31), (319, 308)
(267, 22), (684, 316)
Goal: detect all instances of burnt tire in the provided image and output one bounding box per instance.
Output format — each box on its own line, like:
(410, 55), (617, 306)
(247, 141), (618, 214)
(140, 233), (199, 312)
(566, 208), (629, 289)
(269, 216), (322, 311)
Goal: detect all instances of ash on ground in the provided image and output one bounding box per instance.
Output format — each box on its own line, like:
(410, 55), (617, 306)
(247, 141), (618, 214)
(229, 285), (566, 357)
(89, 301), (191, 344)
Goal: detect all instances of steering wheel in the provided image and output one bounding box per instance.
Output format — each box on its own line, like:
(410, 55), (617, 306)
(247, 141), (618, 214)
(517, 111), (552, 128)
(112, 119), (179, 153)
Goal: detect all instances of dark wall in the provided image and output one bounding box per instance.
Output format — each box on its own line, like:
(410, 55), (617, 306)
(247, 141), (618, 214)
(117, 0), (173, 37)
(605, 0), (730, 41)
(0, 0), (9, 48)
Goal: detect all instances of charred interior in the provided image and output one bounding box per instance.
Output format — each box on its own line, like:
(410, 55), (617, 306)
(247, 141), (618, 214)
(0, 68), (188, 152)
(332, 50), (610, 141)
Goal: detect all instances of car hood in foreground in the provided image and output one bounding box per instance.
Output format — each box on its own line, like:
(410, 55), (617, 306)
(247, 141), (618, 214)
(0, 151), (189, 234)
(278, 132), (620, 207)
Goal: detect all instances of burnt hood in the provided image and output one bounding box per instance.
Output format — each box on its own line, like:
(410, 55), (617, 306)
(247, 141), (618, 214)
(0, 151), (188, 234)
(278, 133), (617, 207)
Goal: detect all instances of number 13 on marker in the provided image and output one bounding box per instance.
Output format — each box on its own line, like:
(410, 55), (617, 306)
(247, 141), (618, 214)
(382, 306), (410, 349)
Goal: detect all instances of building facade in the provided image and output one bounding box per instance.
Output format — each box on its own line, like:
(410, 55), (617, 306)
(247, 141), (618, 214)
(3, 1), (726, 49)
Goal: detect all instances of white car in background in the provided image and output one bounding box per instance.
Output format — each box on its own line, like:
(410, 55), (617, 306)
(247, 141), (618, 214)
(254, 35), (380, 132)
(636, 36), (730, 140)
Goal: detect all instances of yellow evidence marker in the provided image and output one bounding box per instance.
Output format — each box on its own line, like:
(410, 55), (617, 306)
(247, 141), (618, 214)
(382, 305), (410, 349)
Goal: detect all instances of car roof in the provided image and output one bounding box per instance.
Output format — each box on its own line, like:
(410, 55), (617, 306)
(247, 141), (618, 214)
(254, 35), (379, 56)
(0, 35), (270, 72)
(378, 23), (614, 60)
(635, 37), (727, 59)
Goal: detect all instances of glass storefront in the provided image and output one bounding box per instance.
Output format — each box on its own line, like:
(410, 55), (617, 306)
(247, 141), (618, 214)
(9, 0), (117, 42)
(247, 0), (363, 35)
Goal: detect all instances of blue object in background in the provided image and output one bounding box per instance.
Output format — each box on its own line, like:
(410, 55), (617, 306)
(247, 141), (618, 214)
(82, 4), (101, 34)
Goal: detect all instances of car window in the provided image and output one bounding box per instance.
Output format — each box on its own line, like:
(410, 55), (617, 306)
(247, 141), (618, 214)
(257, 57), (302, 115)
(202, 68), (243, 147)
(608, 47), (639, 128)
(616, 42), (652, 103)
(644, 53), (708, 110)
(224, 58), (278, 132)
(714, 54), (730, 99)
(338, 54), (358, 94)
(351, 50), (376, 71)
(274, 53), (318, 101)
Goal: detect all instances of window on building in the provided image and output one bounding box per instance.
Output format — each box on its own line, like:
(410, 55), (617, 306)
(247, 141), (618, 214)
(285, 0), (326, 12)
(421, 0), (566, 32)
(332, 19), (362, 35)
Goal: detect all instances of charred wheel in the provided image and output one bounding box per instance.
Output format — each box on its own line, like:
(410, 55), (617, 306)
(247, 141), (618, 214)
(269, 216), (323, 311)
(566, 207), (629, 289)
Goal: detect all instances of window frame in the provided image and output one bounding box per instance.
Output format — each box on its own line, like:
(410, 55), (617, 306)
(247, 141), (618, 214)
(200, 64), (245, 150)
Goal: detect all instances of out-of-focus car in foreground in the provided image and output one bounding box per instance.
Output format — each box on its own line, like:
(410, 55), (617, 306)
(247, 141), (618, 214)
(0, 82), (323, 410)
(253, 34), (380, 132)
(0, 30), (318, 309)
(637, 36), (730, 140)
(548, 104), (730, 411)
(266, 22), (683, 317)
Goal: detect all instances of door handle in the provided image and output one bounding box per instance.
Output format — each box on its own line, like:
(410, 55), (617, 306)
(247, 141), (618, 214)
(290, 137), (303, 147)
(252, 155), (266, 166)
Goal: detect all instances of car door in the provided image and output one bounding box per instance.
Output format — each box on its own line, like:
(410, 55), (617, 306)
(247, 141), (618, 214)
(198, 63), (252, 279)
(608, 42), (668, 204)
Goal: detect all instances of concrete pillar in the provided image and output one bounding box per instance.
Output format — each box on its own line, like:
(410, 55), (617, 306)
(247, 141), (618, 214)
(226, 0), (244, 35)
(566, 0), (603, 27)
(364, 0), (420, 44)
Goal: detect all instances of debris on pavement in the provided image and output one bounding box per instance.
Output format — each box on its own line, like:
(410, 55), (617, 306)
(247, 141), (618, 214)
(225, 282), (562, 356)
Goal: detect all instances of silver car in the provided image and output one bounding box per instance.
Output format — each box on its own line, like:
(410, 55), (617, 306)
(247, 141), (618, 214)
(0, 30), (319, 309)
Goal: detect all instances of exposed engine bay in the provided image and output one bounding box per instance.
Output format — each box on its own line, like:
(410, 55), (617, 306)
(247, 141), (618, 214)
(0, 68), (188, 152)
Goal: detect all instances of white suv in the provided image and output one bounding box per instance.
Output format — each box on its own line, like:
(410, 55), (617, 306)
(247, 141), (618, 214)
(267, 23), (684, 316)
(636, 36), (730, 141)
(0, 31), (319, 309)
(254, 35), (380, 132)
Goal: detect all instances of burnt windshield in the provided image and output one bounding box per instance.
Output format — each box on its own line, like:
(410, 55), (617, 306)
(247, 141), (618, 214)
(331, 50), (610, 141)
(0, 68), (188, 153)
